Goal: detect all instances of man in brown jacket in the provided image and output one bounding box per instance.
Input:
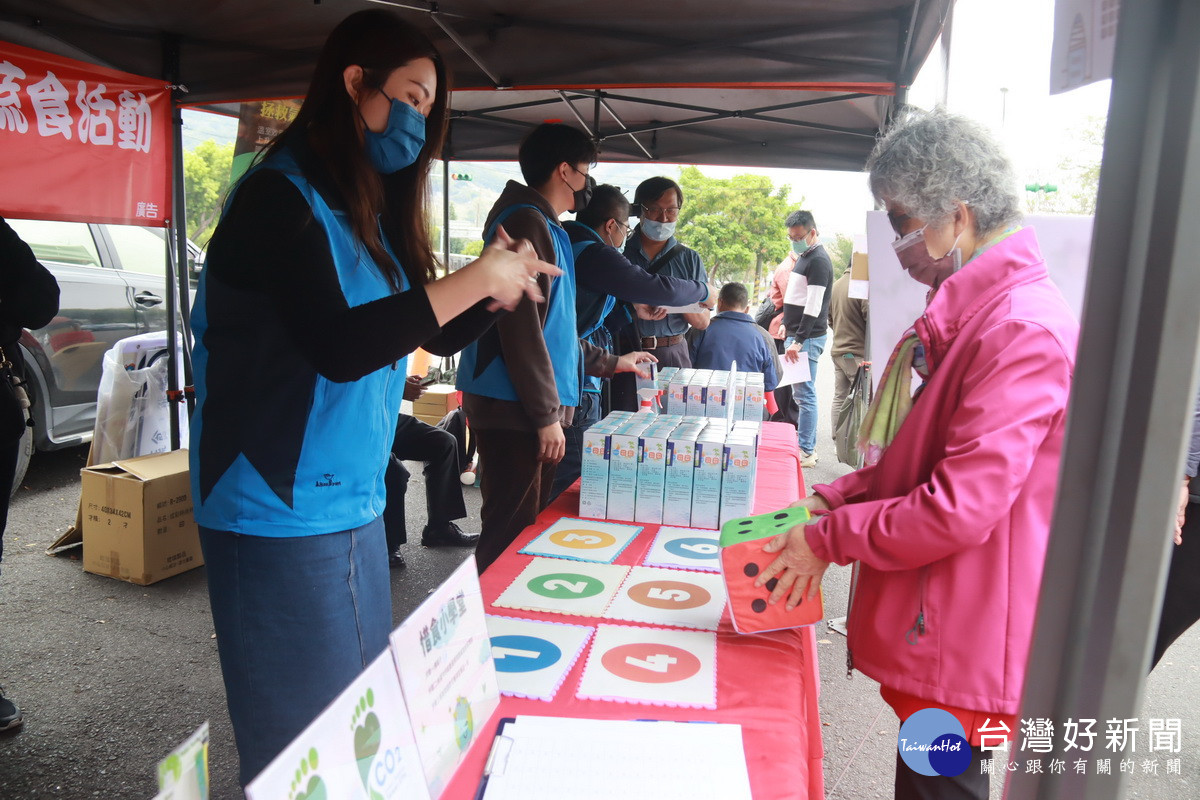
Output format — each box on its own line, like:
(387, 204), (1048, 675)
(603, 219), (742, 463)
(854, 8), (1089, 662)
(457, 124), (653, 571)
(827, 270), (869, 439)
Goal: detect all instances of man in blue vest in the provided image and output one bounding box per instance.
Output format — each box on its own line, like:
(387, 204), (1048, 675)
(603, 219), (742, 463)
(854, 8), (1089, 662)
(548, 184), (716, 501)
(457, 125), (653, 571)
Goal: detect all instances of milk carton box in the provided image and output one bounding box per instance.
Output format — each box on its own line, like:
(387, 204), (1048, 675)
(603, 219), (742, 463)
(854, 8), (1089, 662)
(580, 421), (618, 519)
(605, 421), (648, 521)
(663, 425), (703, 527)
(686, 370), (712, 417)
(731, 375), (747, 422)
(667, 369), (693, 415)
(705, 377), (727, 419)
(635, 421), (678, 524)
(720, 432), (758, 527)
(744, 374), (765, 421)
(691, 428), (727, 530)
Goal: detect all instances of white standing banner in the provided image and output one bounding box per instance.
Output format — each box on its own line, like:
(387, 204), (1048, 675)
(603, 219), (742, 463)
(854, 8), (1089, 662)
(865, 210), (1093, 391)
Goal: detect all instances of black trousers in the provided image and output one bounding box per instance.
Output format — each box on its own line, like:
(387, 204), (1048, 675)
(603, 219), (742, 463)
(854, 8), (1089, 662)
(0, 435), (18, 565)
(769, 338), (798, 427)
(382, 415), (467, 552)
(894, 746), (989, 800)
(1153, 499), (1200, 668)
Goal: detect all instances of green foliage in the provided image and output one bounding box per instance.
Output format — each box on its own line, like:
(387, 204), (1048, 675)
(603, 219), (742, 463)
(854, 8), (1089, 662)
(459, 240), (485, 257)
(829, 234), (854, 280)
(183, 140), (235, 245)
(676, 166), (801, 291)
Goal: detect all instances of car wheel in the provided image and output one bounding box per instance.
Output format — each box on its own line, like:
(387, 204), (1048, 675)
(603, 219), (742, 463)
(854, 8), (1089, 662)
(10, 424), (32, 498)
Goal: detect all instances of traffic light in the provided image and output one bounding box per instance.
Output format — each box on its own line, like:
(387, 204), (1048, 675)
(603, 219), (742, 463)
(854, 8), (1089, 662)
(451, 173), (473, 181)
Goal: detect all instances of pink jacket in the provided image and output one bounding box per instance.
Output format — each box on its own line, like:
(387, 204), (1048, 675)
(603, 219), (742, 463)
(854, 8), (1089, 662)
(767, 254), (796, 339)
(807, 227), (1078, 714)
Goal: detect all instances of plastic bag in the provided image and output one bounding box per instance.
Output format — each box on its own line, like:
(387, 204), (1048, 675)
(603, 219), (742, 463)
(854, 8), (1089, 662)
(92, 333), (189, 463)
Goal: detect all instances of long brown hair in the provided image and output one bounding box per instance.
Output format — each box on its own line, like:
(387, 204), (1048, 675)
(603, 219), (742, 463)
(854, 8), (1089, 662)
(262, 9), (450, 288)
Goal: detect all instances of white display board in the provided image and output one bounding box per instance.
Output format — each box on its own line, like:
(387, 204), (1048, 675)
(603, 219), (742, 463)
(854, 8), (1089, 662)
(865, 210), (1093, 391)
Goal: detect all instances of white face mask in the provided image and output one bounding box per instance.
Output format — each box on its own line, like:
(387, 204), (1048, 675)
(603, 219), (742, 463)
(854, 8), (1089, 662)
(641, 218), (676, 242)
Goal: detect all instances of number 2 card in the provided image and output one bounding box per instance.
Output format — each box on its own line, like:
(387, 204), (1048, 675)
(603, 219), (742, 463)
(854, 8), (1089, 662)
(604, 566), (727, 631)
(577, 624), (718, 709)
(519, 518), (643, 564)
(492, 557), (630, 618)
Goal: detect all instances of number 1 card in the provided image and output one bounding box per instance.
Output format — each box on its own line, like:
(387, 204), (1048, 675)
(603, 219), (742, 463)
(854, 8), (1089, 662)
(576, 624), (718, 709)
(519, 518), (642, 564)
(493, 557), (630, 618)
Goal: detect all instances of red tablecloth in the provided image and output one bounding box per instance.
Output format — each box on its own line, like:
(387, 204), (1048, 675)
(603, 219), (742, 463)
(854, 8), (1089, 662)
(443, 421), (823, 800)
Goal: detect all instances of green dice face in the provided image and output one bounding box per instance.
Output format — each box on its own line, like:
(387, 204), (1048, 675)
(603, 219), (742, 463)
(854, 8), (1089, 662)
(719, 506), (812, 548)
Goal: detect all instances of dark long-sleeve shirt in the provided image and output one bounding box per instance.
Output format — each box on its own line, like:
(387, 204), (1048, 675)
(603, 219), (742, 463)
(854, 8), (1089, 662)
(0, 216), (60, 348)
(782, 243), (833, 342)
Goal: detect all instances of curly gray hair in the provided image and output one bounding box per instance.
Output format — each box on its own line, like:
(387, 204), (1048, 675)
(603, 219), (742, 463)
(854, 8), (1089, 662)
(866, 108), (1022, 234)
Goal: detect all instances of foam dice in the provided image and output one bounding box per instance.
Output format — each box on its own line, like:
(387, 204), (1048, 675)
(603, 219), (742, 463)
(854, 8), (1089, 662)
(719, 507), (824, 633)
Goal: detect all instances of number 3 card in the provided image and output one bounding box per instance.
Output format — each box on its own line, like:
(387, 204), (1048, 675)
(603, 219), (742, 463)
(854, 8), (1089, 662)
(493, 557), (630, 618)
(604, 566), (727, 631)
(577, 624), (718, 709)
(643, 526), (721, 572)
(519, 518), (643, 564)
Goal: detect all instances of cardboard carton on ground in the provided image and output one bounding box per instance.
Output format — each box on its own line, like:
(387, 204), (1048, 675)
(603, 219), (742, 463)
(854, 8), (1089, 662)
(81, 449), (203, 585)
(412, 384), (459, 419)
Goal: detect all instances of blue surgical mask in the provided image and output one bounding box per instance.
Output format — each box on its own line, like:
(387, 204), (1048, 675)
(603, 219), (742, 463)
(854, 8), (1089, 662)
(792, 239), (810, 255)
(641, 218), (676, 242)
(363, 92), (426, 174)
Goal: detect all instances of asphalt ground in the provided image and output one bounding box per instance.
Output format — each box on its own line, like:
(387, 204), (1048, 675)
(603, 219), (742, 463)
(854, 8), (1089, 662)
(1, 360), (1198, 799)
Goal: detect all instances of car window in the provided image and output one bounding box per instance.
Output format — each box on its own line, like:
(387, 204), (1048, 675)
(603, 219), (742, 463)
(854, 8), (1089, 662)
(106, 224), (170, 277)
(7, 218), (102, 268)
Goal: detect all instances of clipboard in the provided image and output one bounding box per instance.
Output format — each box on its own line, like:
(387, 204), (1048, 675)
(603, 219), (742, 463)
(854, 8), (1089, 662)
(474, 717), (518, 800)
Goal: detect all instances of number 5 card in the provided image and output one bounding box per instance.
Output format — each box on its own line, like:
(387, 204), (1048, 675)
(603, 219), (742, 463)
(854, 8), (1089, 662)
(577, 624), (718, 709)
(519, 518), (642, 564)
(493, 557), (630, 618)
(604, 566), (727, 631)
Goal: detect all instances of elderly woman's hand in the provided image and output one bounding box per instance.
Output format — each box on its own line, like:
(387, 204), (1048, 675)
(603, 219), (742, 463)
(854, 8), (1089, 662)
(755, 518), (830, 609)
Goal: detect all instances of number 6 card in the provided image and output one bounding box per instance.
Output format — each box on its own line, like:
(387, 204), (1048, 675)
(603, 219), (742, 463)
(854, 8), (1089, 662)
(493, 557), (630, 618)
(604, 566), (727, 631)
(519, 518), (642, 564)
(577, 624), (718, 709)
(643, 526), (721, 572)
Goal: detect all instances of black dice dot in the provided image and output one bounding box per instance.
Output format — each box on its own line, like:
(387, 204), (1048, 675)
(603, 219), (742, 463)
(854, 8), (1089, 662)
(752, 599), (767, 613)
(765, 578), (778, 592)
(743, 563), (759, 578)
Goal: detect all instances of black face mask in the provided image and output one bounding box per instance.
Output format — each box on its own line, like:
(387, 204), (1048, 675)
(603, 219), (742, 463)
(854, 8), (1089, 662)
(569, 172), (595, 213)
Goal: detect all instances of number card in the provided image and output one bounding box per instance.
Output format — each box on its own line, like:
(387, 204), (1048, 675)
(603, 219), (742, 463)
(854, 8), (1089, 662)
(493, 557), (630, 618)
(519, 518), (643, 564)
(603, 567), (727, 631)
(577, 624), (718, 709)
(485, 616), (594, 702)
(643, 526), (721, 572)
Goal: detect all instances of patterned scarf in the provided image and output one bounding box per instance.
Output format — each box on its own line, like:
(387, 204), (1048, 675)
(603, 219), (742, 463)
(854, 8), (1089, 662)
(857, 332), (927, 466)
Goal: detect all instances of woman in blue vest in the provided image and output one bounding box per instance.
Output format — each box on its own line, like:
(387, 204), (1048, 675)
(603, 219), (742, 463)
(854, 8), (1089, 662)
(190, 10), (558, 785)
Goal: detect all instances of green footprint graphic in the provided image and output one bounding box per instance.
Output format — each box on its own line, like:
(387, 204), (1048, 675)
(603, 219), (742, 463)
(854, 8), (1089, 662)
(350, 689), (383, 800)
(158, 753), (183, 787)
(289, 747), (326, 800)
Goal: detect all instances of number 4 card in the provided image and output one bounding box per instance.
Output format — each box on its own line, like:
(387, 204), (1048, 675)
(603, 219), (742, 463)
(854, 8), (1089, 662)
(493, 557), (630, 618)
(604, 566), (727, 631)
(577, 624), (718, 709)
(519, 518), (642, 564)
(643, 526), (721, 572)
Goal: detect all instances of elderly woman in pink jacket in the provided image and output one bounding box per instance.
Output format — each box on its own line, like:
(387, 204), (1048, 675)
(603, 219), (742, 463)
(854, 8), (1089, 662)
(756, 109), (1079, 800)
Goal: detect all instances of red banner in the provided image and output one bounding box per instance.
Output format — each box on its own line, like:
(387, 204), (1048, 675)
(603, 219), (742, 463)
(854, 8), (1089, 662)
(0, 40), (172, 227)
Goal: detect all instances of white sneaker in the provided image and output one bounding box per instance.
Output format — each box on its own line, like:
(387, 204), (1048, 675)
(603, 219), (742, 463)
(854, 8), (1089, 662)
(800, 450), (818, 468)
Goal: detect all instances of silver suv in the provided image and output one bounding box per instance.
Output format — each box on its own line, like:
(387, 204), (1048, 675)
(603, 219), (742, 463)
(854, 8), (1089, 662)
(9, 219), (199, 491)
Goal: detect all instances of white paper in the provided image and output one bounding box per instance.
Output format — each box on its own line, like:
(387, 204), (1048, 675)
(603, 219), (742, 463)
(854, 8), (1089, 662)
(778, 353), (811, 386)
(493, 557), (630, 617)
(478, 716), (752, 800)
(519, 518), (642, 564)
(388, 556), (499, 800)
(848, 278), (870, 299)
(576, 624), (718, 708)
(246, 652), (431, 800)
(486, 616), (594, 701)
(603, 567), (728, 631)
(659, 303), (707, 314)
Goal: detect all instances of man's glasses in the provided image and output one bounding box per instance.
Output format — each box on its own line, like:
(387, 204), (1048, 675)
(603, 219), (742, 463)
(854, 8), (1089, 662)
(642, 205), (681, 222)
(612, 219), (633, 241)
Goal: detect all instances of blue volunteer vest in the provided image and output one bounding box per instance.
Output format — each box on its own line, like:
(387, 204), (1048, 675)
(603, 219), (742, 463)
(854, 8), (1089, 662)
(456, 203), (581, 407)
(565, 223), (617, 396)
(189, 148), (409, 537)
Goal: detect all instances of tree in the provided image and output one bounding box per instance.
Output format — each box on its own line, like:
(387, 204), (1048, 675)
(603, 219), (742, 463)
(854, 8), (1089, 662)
(183, 140), (235, 245)
(460, 240), (484, 257)
(828, 234), (854, 279)
(676, 167), (801, 291)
